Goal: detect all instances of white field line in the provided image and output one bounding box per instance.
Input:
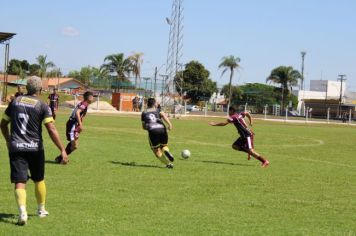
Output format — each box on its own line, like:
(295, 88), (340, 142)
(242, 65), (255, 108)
(292, 157), (356, 168)
(89, 126), (325, 148)
(88, 126), (356, 168)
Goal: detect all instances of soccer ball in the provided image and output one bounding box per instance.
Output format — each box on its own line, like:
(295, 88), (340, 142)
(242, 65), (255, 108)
(181, 149), (191, 159)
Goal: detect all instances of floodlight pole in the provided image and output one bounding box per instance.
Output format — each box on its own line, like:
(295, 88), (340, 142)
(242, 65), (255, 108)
(300, 51), (306, 90)
(337, 74), (346, 118)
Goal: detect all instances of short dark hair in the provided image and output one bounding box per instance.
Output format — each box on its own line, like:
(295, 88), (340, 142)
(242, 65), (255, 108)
(147, 98), (156, 108)
(229, 106), (236, 112)
(83, 91), (94, 100)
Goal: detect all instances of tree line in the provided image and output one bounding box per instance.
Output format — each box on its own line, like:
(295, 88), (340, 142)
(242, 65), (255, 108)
(5, 53), (302, 108)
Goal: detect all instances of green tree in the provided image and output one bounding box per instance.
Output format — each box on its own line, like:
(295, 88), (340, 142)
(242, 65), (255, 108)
(266, 66), (301, 107)
(79, 66), (92, 86)
(176, 61), (217, 103)
(220, 84), (243, 105)
(128, 52), (143, 88)
(7, 59), (30, 76)
(219, 55), (241, 110)
(47, 68), (62, 78)
(92, 67), (110, 88)
(68, 70), (81, 80)
(68, 67), (94, 86)
(36, 55), (55, 79)
(29, 64), (41, 76)
(102, 53), (131, 91)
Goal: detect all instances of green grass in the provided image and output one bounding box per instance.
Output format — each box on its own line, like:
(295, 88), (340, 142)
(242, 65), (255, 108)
(0, 113), (355, 235)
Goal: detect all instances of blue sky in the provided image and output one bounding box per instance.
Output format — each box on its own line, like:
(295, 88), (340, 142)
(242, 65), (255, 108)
(1, 0), (356, 90)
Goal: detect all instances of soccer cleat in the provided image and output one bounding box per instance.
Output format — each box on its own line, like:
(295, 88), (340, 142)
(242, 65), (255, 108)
(17, 212), (28, 226)
(166, 163), (174, 169)
(37, 209), (49, 218)
(54, 156), (62, 164)
(261, 160), (270, 168)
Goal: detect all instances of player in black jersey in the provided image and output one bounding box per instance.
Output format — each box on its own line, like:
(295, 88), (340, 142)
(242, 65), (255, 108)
(0, 76), (68, 225)
(141, 98), (174, 168)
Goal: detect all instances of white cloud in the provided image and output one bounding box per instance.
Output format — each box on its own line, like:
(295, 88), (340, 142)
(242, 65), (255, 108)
(61, 26), (80, 37)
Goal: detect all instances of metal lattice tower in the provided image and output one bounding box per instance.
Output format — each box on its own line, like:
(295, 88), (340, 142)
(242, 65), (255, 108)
(163, 0), (184, 106)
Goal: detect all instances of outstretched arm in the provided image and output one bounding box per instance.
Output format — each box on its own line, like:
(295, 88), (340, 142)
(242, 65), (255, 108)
(45, 122), (68, 164)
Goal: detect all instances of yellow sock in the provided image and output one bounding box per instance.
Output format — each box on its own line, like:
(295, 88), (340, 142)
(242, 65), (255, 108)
(35, 181), (46, 207)
(156, 153), (169, 165)
(15, 188), (27, 212)
(162, 146), (169, 152)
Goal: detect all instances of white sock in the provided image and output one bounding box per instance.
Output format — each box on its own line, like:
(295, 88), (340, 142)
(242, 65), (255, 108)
(19, 205), (27, 214)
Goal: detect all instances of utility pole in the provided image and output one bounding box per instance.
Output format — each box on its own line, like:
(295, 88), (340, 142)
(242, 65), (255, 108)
(159, 74), (168, 106)
(300, 51), (306, 90)
(323, 82), (328, 117)
(154, 66), (158, 98)
(337, 74), (347, 117)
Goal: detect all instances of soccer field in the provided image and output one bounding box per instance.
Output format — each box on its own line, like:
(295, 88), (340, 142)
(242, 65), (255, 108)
(0, 113), (355, 235)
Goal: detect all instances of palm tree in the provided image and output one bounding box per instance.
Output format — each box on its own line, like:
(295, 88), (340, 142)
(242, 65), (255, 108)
(36, 55), (55, 79)
(266, 66), (301, 108)
(128, 52), (143, 88)
(93, 66), (110, 89)
(102, 53), (131, 91)
(219, 55), (241, 110)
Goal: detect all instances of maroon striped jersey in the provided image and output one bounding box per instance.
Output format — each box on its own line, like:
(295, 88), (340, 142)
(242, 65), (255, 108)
(69, 101), (89, 123)
(227, 112), (253, 138)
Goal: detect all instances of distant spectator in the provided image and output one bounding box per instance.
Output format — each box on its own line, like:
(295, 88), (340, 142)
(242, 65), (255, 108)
(157, 103), (162, 113)
(342, 112), (348, 123)
(138, 97), (143, 111)
(132, 96), (139, 112)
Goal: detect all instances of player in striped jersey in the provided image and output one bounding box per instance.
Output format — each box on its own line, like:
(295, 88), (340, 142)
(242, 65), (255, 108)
(54, 91), (94, 163)
(209, 106), (269, 168)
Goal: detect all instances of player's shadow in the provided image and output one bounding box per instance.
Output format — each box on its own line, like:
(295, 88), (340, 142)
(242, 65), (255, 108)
(195, 160), (253, 167)
(111, 161), (164, 169)
(0, 213), (18, 225)
(45, 160), (59, 164)
(0, 213), (37, 225)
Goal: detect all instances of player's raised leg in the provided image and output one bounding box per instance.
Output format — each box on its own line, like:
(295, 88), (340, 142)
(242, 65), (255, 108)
(152, 147), (173, 168)
(248, 149), (269, 168)
(162, 145), (174, 162)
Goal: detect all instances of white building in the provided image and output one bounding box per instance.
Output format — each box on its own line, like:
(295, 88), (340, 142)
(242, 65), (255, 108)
(293, 80), (346, 114)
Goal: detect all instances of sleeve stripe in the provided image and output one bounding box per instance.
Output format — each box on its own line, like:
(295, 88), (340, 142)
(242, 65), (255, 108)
(2, 113), (10, 121)
(43, 117), (54, 124)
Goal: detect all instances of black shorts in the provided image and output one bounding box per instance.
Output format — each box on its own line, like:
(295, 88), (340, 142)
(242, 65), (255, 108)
(50, 105), (56, 113)
(233, 135), (254, 152)
(66, 120), (80, 141)
(148, 128), (168, 149)
(9, 150), (45, 183)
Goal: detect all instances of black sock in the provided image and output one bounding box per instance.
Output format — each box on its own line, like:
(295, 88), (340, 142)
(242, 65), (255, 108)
(164, 151), (174, 162)
(65, 143), (73, 155)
